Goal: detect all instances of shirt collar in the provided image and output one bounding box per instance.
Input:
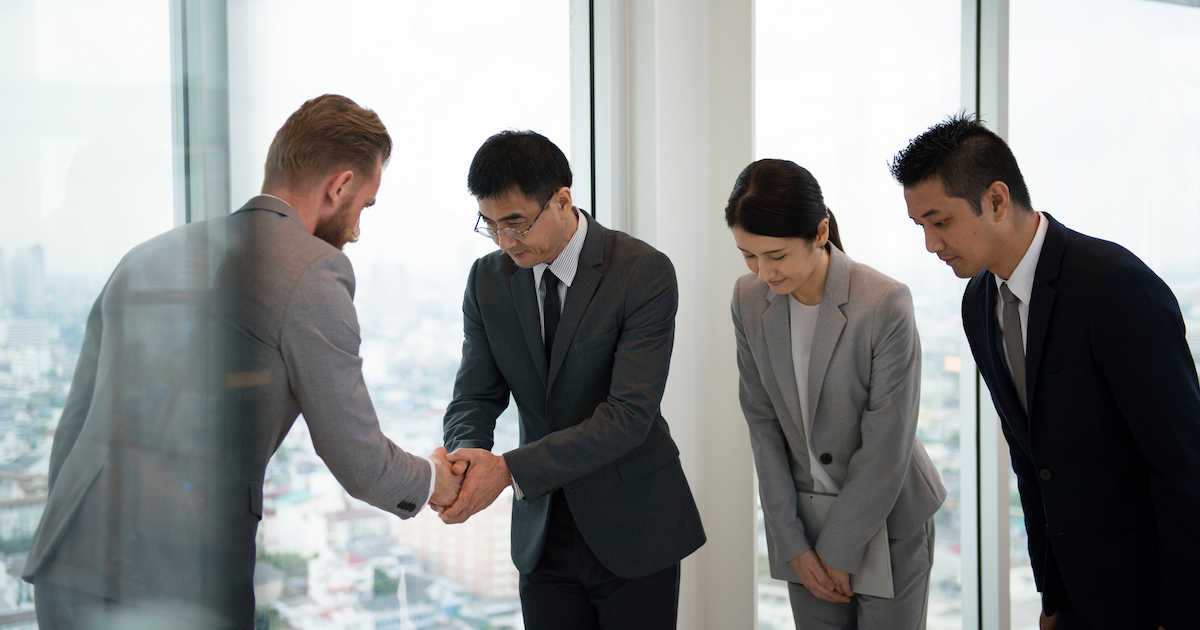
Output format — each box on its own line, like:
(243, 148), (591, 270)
(994, 211), (1048, 304)
(533, 209), (588, 289)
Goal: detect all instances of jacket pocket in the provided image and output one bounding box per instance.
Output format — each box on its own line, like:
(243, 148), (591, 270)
(250, 482), (264, 520)
(617, 438), (680, 482)
(1106, 494), (1153, 531)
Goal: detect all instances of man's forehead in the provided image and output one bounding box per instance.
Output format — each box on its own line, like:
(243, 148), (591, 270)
(905, 180), (953, 218)
(477, 190), (539, 221)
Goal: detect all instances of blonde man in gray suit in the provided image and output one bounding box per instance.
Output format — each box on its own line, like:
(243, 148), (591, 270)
(727, 159), (946, 629)
(23, 95), (464, 629)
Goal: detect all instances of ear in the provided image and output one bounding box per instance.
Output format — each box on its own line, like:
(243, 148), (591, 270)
(324, 170), (356, 206)
(553, 186), (573, 212)
(982, 180), (1012, 223)
(814, 218), (830, 249)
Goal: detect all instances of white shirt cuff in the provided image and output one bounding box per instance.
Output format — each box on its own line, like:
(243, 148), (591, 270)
(418, 457), (437, 516)
(510, 474), (524, 500)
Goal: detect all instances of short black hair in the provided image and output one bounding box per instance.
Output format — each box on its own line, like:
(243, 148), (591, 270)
(889, 112), (1032, 215)
(467, 130), (572, 205)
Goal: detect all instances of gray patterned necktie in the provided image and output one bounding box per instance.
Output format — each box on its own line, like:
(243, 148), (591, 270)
(1000, 282), (1027, 412)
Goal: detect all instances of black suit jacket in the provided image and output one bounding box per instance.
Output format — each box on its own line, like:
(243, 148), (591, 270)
(444, 216), (705, 579)
(963, 213), (1200, 629)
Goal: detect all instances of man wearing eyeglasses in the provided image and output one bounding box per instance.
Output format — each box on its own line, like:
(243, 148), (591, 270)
(436, 130), (705, 629)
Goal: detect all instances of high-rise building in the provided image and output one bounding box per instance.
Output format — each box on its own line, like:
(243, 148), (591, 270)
(0, 245), (7, 314)
(9, 246), (43, 317)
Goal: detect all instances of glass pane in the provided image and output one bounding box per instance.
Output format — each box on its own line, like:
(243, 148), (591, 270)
(0, 0), (174, 624)
(1009, 1), (1200, 627)
(754, 1), (964, 628)
(226, 1), (571, 626)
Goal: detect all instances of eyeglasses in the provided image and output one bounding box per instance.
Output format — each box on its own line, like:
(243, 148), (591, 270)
(474, 195), (552, 241)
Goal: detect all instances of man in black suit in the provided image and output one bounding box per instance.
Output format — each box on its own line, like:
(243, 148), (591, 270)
(436, 130), (705, 630)
(892, 114), (1200, 630)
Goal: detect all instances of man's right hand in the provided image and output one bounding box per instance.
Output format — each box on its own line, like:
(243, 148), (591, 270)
(428, 447), (467, 509)
(790, 550), (852, 604)
(1039, 611), (1057, 630)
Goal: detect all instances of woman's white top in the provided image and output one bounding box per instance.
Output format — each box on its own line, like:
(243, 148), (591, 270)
(789, 294), (842, 494)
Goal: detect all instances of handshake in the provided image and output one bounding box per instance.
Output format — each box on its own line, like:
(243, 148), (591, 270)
(426, 446), (512, 524)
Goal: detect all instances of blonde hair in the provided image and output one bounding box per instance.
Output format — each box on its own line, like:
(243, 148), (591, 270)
(263, 94), (392, 191)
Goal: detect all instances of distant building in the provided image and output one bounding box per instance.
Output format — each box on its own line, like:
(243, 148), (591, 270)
(0, 472), (46, 545)
(394, 488), (518, 600)
(0, 553), (34, 618)
(8, 248), (43, 318)
(0, 246), (7, 315)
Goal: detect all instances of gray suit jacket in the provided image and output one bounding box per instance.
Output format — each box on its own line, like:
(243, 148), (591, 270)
(444, 217), (705, 579)
(731, 245), (945, 580)
(23, 196), (431, 627)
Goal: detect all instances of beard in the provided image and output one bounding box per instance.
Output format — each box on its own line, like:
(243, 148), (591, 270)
(313, 198), (360, 251)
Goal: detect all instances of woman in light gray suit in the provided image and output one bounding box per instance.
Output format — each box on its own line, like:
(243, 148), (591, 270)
(727, 159), (946, 629)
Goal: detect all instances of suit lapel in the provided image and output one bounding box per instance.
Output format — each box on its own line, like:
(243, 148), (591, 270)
(1025, 213), (1064, 427)
(511, 266), (549, 385)
(763, 292), (804, 433)
(807, 246), (848, 424)
(547, 218), (605, 391)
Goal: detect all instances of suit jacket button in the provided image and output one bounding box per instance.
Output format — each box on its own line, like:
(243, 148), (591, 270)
(819, 453), (833, 465)
(1039, 469), (1052, 481)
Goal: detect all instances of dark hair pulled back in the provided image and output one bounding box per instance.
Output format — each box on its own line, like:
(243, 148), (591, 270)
(724, 159), (844, 253)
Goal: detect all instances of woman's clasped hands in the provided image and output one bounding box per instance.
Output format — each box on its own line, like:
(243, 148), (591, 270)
(790, 550), (855, 604)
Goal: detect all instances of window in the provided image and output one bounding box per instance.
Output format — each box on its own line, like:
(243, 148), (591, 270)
(226, 1), (573, 626)
(0, 0), (173, 621)
(754, 1), (965, 627)
(1008, 1), (1200, 626)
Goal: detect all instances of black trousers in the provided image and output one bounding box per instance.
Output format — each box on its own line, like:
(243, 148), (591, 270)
(519, 491), (681, 630)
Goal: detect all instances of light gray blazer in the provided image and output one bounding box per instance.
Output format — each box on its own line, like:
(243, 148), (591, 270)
(23, 196), (432, 627)
(731, 245), (946, 580)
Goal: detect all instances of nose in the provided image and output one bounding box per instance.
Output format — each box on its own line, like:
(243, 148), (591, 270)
(498, 233), (519, 251)
(757, 260), (773, 282)
(923, 227), (942, 254)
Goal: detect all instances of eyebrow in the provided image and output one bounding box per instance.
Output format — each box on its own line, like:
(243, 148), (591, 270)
(737, 247), (786, 255)
(920, 209), (942, 219)
(478, 212), (526, 223)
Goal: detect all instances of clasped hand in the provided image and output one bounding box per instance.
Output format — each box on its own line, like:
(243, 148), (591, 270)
(791, 550), (854, 604)
(428, 447), (511, 524)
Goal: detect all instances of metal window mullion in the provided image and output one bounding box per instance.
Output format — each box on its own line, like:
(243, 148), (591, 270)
(962, 0), (1012, 628)
(169, 0), (231, 227)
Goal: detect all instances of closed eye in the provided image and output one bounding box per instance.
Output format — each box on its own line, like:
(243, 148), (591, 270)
(770, 255), (785, 261)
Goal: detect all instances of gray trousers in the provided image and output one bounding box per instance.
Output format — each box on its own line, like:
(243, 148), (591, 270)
(34, 577), (237, 630)
(788, 518), (935, 630)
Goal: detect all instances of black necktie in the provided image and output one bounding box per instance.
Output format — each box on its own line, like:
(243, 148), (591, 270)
(543, 269), (561, 363)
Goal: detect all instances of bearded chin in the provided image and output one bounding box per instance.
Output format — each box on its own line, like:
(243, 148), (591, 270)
(314, 200), (357, 250)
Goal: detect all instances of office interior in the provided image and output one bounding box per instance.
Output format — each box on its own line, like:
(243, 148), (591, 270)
(0, 0), (1197, 629)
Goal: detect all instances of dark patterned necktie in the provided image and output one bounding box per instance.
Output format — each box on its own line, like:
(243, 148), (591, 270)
(543, 270), (561, 363)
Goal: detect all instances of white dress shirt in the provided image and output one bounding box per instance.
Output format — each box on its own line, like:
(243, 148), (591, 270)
(532, 209), (589, 338)
(789, 295), (841, 494)
(511, 208), (588, 499)
(994, 211), (1049, 378)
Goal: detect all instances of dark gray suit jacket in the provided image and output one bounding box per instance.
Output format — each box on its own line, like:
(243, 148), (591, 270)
(444, 217), (705, 579)
(23, 196), (432, 627)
